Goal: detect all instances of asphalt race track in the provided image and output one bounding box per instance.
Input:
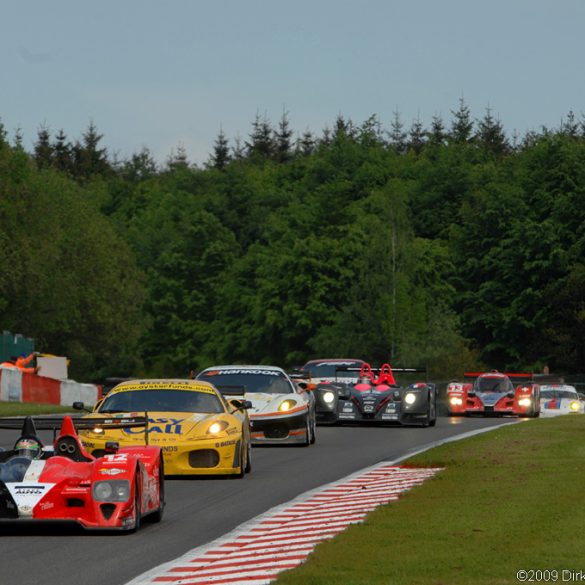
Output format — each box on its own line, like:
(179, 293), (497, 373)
(1, 416), (511, 585)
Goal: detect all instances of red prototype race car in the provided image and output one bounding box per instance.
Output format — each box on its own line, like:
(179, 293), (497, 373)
(0, 414), (164, 531)
(446, 371), (540, 418)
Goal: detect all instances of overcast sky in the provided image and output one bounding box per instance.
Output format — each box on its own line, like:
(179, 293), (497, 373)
(2, 0), (583, 165)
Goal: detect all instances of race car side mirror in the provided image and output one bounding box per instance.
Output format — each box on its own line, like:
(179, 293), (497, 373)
(73, 401), (92, 412)
(467, 391), (476, 398)
(105, 442), (119, 454)
(507, 391), (515, 399)
(229, 399), (253, 411)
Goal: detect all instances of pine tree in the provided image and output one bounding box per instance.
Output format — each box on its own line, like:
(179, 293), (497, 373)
(13, 126), (24, 150)
(232, 135), (245, 161)
(72, 121), (111, 179)
(297, 129), (315, 156)
(428, 114), (446, 146)
(53, 129), (72, 174)
(560, 110), (579, 138)
(208, 128), (231, 169)
(122, 148), (157, 182)
(34, 124), (53, 169)
(408, 116), (426, 154)
(166, 144), (189, 171)
(475, 107), (509, 157)
(333, 114), (351, 140)
(450, 97), (473, 143)
(275, 109), (293, 162)
(388, 110), (407, 153)
(359, 114), (383, 147)
(246, 112), (274, 159)
(0, 118), (7, 148)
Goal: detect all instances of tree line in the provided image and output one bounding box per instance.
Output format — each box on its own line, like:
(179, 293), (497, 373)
(1, 100), (584, 381)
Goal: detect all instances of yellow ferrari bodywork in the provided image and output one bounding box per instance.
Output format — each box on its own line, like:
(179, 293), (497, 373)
(78, 380), (251, 477)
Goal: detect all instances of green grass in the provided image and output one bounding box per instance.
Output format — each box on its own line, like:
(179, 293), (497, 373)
(0, 401), (73, 416)
(275, 416), (585, 585)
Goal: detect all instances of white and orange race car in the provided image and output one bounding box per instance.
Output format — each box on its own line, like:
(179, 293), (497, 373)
(196, 365), (316, 446)
(447, 371), (540, 417)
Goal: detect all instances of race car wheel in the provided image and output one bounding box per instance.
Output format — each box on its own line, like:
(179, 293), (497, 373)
(421, 393), (436, 427)
(148, 456), (165, 523)
(244, 440), (252, 474)
(130, 476), (141, 533)
(310, 414), (317, 445)
(429, 397), (437, 427)
(231, 442), (245, 479)
(302, 414), (311, 447)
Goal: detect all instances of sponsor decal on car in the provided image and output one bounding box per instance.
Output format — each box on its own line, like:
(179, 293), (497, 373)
(126, 418), (184, 435)
(120, 382), (216, 394)
(99, 467), (126, 476)
(204, 369), (280, 377)
(14, 486), (46, 496)
(215, 440), (237, 448)
(102, 453), (129, 464)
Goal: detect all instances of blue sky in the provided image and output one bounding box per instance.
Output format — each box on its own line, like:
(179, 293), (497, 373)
(2, 0), (584, 165)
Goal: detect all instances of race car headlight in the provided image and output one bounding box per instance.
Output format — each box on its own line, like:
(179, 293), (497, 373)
(570, 401), (581, 412)
(322, 391), (335, 404)
(93, 480), (131, 502)
(279, 400), (296, 412)
(518, 397), (532, 407)
(91, 427), (104, 434)
(207, 421), (229, 435)
(404, 392), (417, 405)
(449, 397), (463, 406)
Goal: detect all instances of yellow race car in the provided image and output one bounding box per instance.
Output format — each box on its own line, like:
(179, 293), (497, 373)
(75, 379), (251, 477)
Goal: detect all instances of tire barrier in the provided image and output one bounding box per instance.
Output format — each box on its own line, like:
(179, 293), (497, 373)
(0, 367), (101, 406)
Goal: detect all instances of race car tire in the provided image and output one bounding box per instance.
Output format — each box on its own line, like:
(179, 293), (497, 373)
(244, 440), (252, 474)
(302, 414), (311, 447)
(429, 404), (437, 427)
(429, 400), (437, 427)
(231, 442), (245, 479)
(130, 475), (141, 533)
(147, 456), (165, 523)
(420, 393), (436, 427)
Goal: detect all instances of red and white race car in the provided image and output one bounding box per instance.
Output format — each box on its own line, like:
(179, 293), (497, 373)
(0, 415), (164, 531)
(446, 371), (540, 418)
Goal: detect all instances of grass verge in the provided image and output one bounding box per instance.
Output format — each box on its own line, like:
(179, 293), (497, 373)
(0, 401), (73, 417)
(275, 416), (585, 585)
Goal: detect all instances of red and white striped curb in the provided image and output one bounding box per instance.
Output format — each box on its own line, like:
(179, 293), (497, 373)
(127, 464), (442, 585)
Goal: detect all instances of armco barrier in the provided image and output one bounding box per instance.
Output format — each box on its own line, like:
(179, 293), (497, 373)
(0, 367), (101, 407)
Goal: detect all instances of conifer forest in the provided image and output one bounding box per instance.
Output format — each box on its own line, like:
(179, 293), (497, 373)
(1, 101), (584, 381)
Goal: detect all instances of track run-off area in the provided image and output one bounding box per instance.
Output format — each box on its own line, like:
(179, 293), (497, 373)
(1, 416), (511, 585)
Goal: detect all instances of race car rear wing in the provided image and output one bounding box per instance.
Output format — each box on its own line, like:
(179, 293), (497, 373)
(336, 363), (428, 385)
(215, 385), (246, 396)
(463, 371), (533, 380)
(463, 372), (535, 386)
(0, 414), (150, 443)
(336, 366), (426, 374)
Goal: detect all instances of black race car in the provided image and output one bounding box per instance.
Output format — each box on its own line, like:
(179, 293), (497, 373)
(294, 359), (437, 427)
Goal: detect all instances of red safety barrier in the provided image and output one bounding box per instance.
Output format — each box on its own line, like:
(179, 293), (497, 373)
(21, 372), (61, 404)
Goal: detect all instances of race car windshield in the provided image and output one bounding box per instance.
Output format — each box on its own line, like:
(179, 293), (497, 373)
(475, 377), (509, 393)
(99, 389), (224, 413)
(200, 371), (293, 394)
(302, 362), (363, 380)
(541, 388), (578, 400)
